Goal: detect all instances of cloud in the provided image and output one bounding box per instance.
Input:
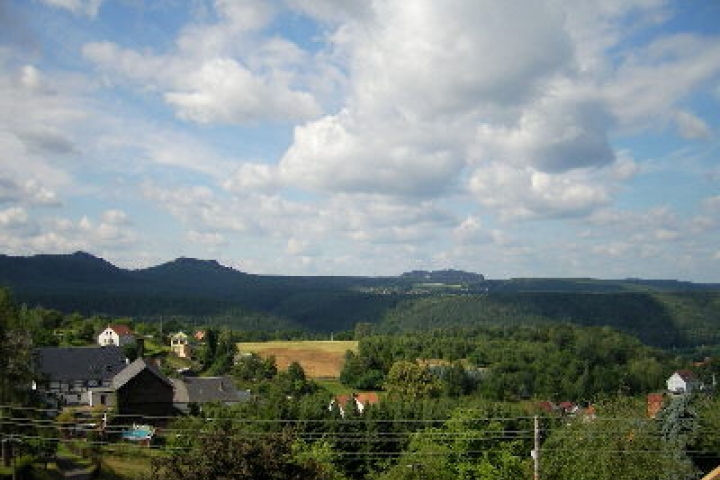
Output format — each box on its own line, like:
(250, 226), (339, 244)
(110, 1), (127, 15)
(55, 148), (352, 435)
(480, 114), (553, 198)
(271, 0), (614, 210)
(468, 164), (612, 220)
(187, 230), (227, 247)
(0, 209), (137, 257)
(0, 178), (60, 206)
(674, 111), (712, 139)
(0, 207), (29, 229)
(15, 128), (78, 155)
(142, 183), (257, 234)
(347, 0), (573, 117)
(0, 62), (87, 196)
(164, 57), (320, 124)
(223, 163), (279, 192)
(39, 0), (102, 17)
(473, 89), (615, 173)
(276, 112), (465, 197)
(604, 34), (720, 131)
(82, 1), (322, 125)
(287, 0), (372, 23)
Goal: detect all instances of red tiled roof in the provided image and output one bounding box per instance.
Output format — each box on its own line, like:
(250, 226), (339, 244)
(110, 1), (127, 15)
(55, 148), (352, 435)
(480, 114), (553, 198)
(335, 394), (352, 407)
(676, 369), (697, 381)
(355, 392), (380, 405)
(108, 324), (133, 335)
(335, 392), (380, 407)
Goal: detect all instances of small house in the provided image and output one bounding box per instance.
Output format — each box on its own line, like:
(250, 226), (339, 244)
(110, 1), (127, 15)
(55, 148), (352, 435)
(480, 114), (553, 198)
(667, 370), (702, 394)
(98, 324), (136, 347)
(113, 358), (174, 417)
(171, 376), (251, 413)
(329, 392), (380, 417)
(170, 332), (192, 358)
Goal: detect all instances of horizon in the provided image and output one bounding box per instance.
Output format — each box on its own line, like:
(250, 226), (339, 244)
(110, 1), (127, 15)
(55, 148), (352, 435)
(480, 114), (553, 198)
(2, 250), (716, 284)
(1, 1), (719, 281)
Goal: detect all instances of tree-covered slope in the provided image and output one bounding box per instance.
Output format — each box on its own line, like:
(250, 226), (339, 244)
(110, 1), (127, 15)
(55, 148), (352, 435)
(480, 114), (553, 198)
(378, 292), (720, 348)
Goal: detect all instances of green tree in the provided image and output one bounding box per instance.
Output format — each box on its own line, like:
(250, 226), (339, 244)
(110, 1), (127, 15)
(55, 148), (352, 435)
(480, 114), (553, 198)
(233, 353), (277, 383)
(0, 289), (33, 404)
(150, 426), (338, 480)
(441, 361), (471, 397)
(201, 328), (219, 367)
(374, 407), (531, 480)
(340, 350), (384, 390)
(384, 361), (441, 400)
(206, 330), (236, 375)
(276, 362), (317, 397)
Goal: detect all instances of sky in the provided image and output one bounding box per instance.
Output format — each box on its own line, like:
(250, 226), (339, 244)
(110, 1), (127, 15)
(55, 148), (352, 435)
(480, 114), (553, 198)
(1, 0), (719, 281)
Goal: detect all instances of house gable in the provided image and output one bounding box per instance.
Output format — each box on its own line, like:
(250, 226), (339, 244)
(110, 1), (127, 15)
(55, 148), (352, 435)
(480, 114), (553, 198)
(113, 358), (174, 417)
(98, 324), (136, 347)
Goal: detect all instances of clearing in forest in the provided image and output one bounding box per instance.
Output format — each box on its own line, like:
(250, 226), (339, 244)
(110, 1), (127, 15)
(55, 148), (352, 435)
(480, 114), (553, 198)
(236, 340), (358, 378)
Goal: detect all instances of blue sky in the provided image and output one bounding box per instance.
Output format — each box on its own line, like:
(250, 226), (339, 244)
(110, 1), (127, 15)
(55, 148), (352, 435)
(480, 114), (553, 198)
(1, 0), (719, 281)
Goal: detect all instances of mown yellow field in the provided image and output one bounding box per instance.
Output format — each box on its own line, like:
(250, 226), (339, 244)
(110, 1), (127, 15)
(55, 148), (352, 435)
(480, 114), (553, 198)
(236, 340), (358, 378)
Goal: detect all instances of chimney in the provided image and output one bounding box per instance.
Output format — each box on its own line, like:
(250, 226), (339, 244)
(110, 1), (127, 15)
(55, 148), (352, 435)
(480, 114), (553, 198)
(136, 338), (145, 359)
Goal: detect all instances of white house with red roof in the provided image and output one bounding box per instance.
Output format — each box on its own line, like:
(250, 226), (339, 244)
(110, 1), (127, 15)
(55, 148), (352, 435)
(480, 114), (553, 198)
(667, 370), (702, 394)
(98, 324), (136, 347)
(329, 392), (380, 417)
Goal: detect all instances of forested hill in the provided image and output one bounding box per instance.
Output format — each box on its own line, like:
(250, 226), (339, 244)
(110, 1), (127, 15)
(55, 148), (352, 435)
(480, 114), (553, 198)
(378, 293), (720, 348)
(0, 252), (408, 331)
(0, 252), (718, 347)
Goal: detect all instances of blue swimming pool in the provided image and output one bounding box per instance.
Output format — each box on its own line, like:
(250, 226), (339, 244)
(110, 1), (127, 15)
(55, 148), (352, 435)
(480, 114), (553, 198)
(122, 428), (153, 441)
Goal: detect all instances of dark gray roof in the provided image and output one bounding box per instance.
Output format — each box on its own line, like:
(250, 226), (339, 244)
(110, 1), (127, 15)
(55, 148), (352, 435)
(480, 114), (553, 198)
(171, 376), (250, 404)
(34, 346), (128, 382)
(112, 358), (173, 390)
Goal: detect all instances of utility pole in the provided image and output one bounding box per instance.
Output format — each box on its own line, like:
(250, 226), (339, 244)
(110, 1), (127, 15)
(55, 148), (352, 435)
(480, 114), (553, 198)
(532, 415), (540, 480)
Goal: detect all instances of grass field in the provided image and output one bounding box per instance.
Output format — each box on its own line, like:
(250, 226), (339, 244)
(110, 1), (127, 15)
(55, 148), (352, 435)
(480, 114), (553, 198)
(237, 340), (358, 378)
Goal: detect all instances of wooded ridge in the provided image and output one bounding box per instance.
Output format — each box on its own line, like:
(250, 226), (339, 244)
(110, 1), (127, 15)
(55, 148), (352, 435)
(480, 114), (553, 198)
(0, 252), (718, 347)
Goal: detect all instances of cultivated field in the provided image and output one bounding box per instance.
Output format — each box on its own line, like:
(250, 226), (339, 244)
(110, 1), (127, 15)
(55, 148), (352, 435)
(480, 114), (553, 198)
(236, 340), (358, 378)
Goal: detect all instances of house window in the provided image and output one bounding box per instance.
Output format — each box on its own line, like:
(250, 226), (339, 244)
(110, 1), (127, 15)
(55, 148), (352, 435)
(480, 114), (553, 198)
(100, 394), (107, 405)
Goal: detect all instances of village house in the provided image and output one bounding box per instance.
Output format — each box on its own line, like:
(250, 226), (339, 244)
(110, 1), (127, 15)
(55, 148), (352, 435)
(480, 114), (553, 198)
(112, 358), (174, 417)
(667, 370), (702, 394)
(33, 346), (128, 407)
(170, 376), (251, 413)
(329, 392), (380, 417)
(98, 324), (136, 347)
(170, 331), (192, 358)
